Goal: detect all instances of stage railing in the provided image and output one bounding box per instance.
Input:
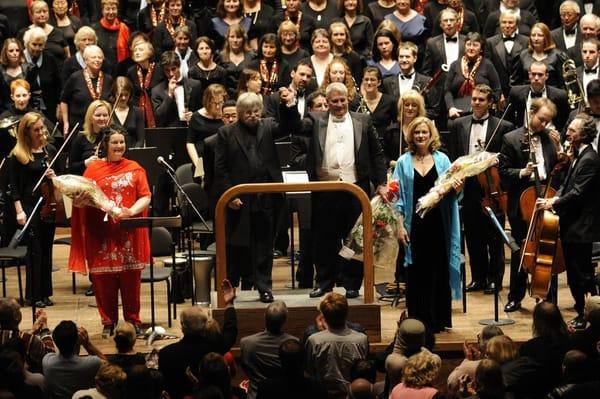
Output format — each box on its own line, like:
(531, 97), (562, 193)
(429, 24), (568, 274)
(214, 182), (374, 307)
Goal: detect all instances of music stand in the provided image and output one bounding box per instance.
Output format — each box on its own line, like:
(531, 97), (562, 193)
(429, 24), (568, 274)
(121, 216), (182, 332)
(144, 128), (189, 171)
(127, 147), (160, 188)
(478, 207), (518, 327)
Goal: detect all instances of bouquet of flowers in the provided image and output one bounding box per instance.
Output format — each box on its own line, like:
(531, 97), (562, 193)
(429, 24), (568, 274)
(415, 151), (499, 218)
(340, 180), (402, 270)
(52, 174), (122, 218)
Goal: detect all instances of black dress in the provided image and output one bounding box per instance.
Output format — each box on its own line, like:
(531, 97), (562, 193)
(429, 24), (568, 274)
(188, 64), (228, 99)
(68, 133), (102, 175)
(60, 70), (113, 132)
(408, 166), (451, 333)
(187, 111), (224, 158)
(8, 148), (57, 302)
(366, 93), (397, 140)
(112, 106), (145, 148)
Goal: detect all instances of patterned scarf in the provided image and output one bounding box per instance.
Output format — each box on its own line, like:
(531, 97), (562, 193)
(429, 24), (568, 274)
(458, 55), (482, 97)
(137, 63), (156, 128)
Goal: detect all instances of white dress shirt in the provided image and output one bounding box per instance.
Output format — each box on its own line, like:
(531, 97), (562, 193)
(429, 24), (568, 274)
(563, 27), (577, 49)
(318, 113), (357, 182)
(397, 69), (416, 96)
(174, 79), (186, 121)
(468, 115), (489, 155)
(444, 34), (460, 66)
(529, 135), (547, 181)
(583, 63), (599, 97)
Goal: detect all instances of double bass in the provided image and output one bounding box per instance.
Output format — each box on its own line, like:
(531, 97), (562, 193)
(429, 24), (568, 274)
(518, 121), (567, 299)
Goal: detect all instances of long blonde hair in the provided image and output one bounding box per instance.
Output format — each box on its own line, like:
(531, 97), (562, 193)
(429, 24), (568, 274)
(11, 112), (48, 164)
(83, 100), (112, 142)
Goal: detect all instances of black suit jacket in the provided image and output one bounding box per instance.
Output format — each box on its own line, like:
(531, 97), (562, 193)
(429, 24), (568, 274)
(214, 117), (285, 245)
(451, 114), (515, 160)
(551, 26), (582, 54)
(485, 34), (530, 96)
(290, 111), (387, 189)
(506, 85), (570, 131)
(421, 34), (466, 77)
(554, 145), (600, 243)
(498, 127), (560, 220)
(151, 77), (202, 127)
(382, 72), (441, 121)
(483, 9), (537, 38)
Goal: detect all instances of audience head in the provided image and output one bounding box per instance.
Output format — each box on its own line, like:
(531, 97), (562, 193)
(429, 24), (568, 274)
(397, 318), (426, 356)
(402, 349), (441, 389)
(528, 97), (557, 132)
(559, 1), (580, 31)
(439, 8), (459, 37)
(532, 301), (569, 340)
(195, 36), (216, 64)
(568, 113), (598, 146)
(562, 350), (588, 380)
(350, 359), (376, 383)
(10, 78), (33, 112)
(529, 22), (556, 53)
(95, 363), (127, 399)
(53, 320), (79, 358)
(198, 352), (232, 398)
(406, 116), (441, 153)
(216, 0), (243, 19)
(278, 20), (300, 49)
(1, 38), (25, 67)
(236, 92), (263, 127)
(319, 292), (348, 329)
(326, 82), (350, 118)
(311, 28), (331, 56)
(486, 335), (518, 365)
(23, 27), (47, 58)
(278, 339), (304, 375)
(237, 68), (262, 95)
(222, 99), (238, 125)
(479, 325), (504, 354)
(474, 359), (505, 399)
(398, 90), (426, 123)
(329, 22), (353, 53)
(584, 295), (600, 321)
(223, 24), (249, 56)
(264, 300), (288, 335)
(349, 378), (374, 399)
(373, 29), (399, 62)
(291, 60), (313, 91)
(180, 307), (210, 337)
(580, 13), (600, 40)
(464, 32), (484, 61)
(500, 10), (520, 38)
(126, 365), (161, 399)
(0, 349), (26, 392)
(0, 298), (21, 331)
(307, 90), (328, 112)
(84, 99), (112, 137)
(202, 83), (228, 118)
(174, 25), (192, 51)
(113, 321), (137, 354)
(111, 76), (134, 106)
(257, 33), (280, 61)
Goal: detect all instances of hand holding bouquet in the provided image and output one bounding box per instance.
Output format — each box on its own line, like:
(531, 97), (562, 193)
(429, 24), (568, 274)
(52, 174), (122, 218)
(416, 151), (498, 218)
(340, 180), (402, 270)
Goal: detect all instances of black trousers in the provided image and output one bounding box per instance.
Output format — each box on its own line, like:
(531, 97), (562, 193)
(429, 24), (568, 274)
(462, 202), (505, 286)
(562, 241), (598, 316)
(312, 188), (365, 291)
(25, 217), (55, 301)
(508, 216), (528, 302)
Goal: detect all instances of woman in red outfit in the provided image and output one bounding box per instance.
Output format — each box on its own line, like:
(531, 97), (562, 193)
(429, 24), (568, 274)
(69, 125), (151, 336)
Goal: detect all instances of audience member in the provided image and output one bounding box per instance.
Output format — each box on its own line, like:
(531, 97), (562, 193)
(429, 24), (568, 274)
(389, 349), (441, 399)
(72, 363), (127, 399)
(106, 321), (146, 374)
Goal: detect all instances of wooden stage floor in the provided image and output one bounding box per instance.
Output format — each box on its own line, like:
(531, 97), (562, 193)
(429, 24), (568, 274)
(1, 232), (586, 355)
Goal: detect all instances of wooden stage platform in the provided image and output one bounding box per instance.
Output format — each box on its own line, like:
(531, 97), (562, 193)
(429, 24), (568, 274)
(1, 233), (586, 356)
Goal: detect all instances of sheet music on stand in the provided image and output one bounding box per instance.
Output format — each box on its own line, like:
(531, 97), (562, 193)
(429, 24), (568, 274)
(127, 147), (159, 188)
(145, 128), (189, 172)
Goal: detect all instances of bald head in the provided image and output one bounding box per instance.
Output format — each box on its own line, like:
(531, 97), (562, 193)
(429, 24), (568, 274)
(180, 307), (209, 335)
(349, 378), (374, 399)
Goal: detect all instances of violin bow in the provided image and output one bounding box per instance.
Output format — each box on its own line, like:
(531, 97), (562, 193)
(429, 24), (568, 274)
(483, 103), (512, 152)
(95, 86), (123, 158)
(32, 122), (80, 194)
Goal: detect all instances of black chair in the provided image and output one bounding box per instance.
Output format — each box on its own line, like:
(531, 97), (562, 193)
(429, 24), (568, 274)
(141, 226), (176, 327)
(0, 245), (26, 304)
(175, 163), (195, 187)
(179, 182), (213, 237)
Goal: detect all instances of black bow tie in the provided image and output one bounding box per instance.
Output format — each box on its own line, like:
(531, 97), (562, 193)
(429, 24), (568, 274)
(503, 35), (516, 42)
(585, 67), (598, 74)
(530, 91), (543, 98)
(296, 89), (305, 97)
(400, 73), (414, 80)
(472, 117), (488, 125)
(445, 36), (458, 43)
(565, 28), (576, 35)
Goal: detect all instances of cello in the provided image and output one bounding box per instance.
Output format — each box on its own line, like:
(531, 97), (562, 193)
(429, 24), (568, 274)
(518, 116), (567, 299)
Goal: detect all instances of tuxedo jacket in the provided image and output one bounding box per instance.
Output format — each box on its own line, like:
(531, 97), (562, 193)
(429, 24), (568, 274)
(450, 115), (515, 204)
(554, 144), (600, 243)
(421, 33), (466, 77)
(485, 34), (530, 96)
(382, 72), (441, 121)
(151, 78), (202, 127)
(483, 9), (537, 38)
(576, 65), (600, 94)
(506, 85), (570, 131)
(498, 127), (560, 220)
(290, 111), (387, 188)
(263, 88), (314, 126)
(551, 26), (582, 54)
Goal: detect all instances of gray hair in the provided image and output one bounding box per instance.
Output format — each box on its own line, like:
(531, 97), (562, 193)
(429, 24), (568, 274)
(560, 0), (580, 15)
(23, 27), (47, 47)
(74, 26), (98, 50)
(83, 45), (104, 61)
(439, 7), (458, 21)
(573, 113), (598, 144)
(581, 13), (600, 30)
(500, 9), (521, 24)
(180, 307), (209, 335)
(325, 82), (348, 98)
(265, 300), (288, 334)
(236, 92), (263, 114)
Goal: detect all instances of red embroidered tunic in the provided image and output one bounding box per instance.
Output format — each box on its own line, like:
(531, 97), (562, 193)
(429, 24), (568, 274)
(69, 159), (151, 274)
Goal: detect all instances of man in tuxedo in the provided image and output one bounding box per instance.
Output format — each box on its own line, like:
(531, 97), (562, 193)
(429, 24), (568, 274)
(290, 82), (387, 299)
(422, 7), (465, 77)
(450, 84), (515, 293)
(498, 97), (561, 312)
(485, 11), (530, 102)
(214, 91), (294, 303)
(538, 113), (600, 329)
(563, 79), (600, 151)
(507, 61), (570, 131)
(577, 38), (600, 98)
(551, 1), (582, 55)
(483, 0), (537, 38)
(264, 60), (314, 122)
(151, 51), (202, 127)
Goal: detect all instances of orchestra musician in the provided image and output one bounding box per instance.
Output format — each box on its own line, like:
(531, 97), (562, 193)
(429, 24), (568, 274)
(69, 100), (111, 176)
(69, 124), (151, 337)
(538, 113), (600, 330)
(8, 112), (57, 308)
(498, 97), (561, 313)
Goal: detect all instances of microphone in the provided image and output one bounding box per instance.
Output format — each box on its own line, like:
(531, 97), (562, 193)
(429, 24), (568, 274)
(157, 156), (175, 174)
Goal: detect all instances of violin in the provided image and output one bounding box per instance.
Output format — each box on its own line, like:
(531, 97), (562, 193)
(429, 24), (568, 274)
(40, 150), (67, 224)
(518, 121), (568, 299)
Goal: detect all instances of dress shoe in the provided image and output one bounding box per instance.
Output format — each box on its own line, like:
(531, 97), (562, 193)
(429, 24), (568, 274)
(85, 285), (95, 297)
(259, 291), (274, 303)
(102, 324), (114, 338)
(483, 283), (500, 295)
(24, 299), (45, 308)
(309, 287), (332, 298)
(504, 301), (522, 312)
(42, 297), (54, 306)
(134, 325), (145, 337)
(346, 289), (359, 299)
(569, 315), (586, 330)
(465, 281), (484, 292)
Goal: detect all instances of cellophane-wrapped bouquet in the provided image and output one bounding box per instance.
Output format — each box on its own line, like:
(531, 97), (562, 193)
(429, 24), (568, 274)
(416, 151), (499, 218)
(52, 174), (122, 218)
(340, 180), (401, 269)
